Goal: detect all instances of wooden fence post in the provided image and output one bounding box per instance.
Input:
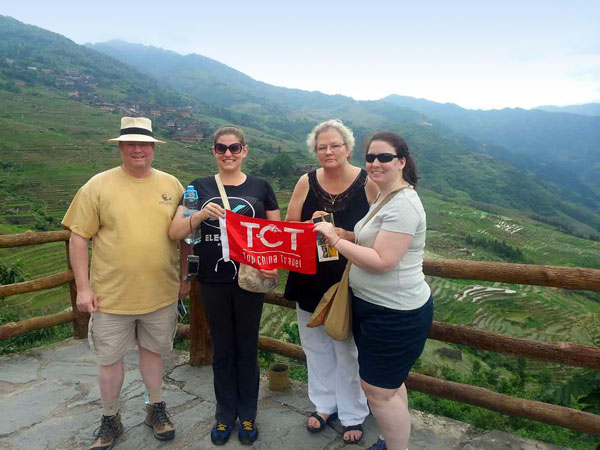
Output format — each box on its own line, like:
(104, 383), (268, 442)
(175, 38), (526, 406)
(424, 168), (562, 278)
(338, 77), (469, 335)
(189, 278), (212, 366)
(64, 240), (89, 339)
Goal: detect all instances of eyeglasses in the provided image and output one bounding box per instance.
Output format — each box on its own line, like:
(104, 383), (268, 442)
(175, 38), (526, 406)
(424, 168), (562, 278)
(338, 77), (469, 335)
(316, 142), (345, 153)
(214, 143), (244, 154)
(365, 153), (400, 163)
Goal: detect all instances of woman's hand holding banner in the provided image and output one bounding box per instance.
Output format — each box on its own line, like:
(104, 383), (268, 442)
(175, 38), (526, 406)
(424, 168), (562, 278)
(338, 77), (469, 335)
(219, 210), (318, 274)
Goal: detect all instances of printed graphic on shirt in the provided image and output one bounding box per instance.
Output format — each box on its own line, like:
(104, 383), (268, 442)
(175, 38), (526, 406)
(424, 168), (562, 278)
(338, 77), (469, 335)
(159, 193), (174, 205)
(201, 196), (257, 229)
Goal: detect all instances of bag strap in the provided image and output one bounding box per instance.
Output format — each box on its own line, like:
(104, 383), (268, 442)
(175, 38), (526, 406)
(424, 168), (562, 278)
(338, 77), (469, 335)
(343, 185), (410, 272)
(215, 174), (231, 211)
(360, 186), (410, 230)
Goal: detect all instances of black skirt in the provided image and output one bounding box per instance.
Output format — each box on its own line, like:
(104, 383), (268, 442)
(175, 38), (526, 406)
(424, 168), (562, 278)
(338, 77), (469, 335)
(351, 293), (433, 389)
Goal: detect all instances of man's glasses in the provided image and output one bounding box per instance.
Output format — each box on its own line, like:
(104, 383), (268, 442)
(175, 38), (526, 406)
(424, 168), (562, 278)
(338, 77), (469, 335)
(316, 142), (345, 153)
(365, 153), (400, 163)
(214, 143), (244, 154)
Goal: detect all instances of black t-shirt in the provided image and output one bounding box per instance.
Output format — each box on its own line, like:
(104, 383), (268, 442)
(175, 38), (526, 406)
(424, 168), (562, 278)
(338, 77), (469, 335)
(284, 169), (370, 312)
(187, 174), (279, 284)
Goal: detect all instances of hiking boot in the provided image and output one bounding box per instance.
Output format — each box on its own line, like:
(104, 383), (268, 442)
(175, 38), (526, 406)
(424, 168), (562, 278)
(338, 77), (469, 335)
(89, 413), (123, 450)
(145, 401), (175, 441)
(211, 422), (232, 445)
(238, 419), (258, 445)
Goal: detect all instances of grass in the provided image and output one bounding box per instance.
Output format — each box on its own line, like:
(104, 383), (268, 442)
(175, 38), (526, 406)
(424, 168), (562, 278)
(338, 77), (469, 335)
(1, 84), (599, 449)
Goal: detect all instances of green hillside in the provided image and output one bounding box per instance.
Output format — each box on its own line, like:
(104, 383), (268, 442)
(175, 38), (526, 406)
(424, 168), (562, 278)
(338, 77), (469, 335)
(89, 40), (600, 236)
(383, 95), (600, 206)
(1, 19), (599, 450)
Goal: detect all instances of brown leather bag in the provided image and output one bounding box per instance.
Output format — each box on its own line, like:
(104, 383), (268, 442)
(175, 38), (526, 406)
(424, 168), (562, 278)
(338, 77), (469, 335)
(306, 187), (409, 340)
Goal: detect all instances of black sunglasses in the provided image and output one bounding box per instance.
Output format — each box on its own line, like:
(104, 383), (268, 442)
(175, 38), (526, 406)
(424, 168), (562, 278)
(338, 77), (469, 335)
(365, 153), (399, 163)
(214, 143), (244, 154)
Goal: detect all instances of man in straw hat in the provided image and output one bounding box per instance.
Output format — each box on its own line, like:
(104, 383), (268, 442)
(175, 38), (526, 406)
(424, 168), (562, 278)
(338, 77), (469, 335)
(62, 117), (187, 449)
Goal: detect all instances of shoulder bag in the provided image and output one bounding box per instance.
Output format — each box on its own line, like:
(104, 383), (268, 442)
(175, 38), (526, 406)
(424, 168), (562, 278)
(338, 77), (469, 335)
(307, 186), (409, 340)
(215, 174), (278, 293)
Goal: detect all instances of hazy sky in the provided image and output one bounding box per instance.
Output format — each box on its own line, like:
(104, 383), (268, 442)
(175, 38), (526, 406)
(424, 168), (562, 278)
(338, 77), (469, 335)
(3, 1), (599, 109)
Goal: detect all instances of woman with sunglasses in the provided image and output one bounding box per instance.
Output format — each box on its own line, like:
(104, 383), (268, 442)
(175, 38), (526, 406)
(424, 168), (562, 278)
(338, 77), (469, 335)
(284, 120), (378, 444)
(314, 131), (433, 450)
(169, 125), (280, 446)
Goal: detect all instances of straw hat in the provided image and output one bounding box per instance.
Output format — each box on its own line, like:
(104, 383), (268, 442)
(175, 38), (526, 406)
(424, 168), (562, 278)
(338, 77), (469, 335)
(108, 117), (165, 144)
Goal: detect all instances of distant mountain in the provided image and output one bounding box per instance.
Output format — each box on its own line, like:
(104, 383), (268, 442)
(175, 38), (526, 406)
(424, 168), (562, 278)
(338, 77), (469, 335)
(1, 21), (598, 236)
(87, 40), (360, 116)
(0, 16), (211, 113)
(382, 95), (600, 200)
(87, 41), (599, 232)
(535, 103), (600, 117)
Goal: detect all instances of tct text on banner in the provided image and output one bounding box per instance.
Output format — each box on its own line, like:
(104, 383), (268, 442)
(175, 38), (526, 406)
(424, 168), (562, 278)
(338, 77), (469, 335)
(219, 211), (317, 274)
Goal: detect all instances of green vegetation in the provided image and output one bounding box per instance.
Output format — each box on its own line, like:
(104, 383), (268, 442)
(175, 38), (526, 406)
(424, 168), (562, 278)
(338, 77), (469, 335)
(0, 259), (25, 286)
(465, 234), (526, 262)
(384, 95), (600, 213)
(0, 310), (72, 355)
(0, 16), (598, 449)
(89, 38), (600, 236)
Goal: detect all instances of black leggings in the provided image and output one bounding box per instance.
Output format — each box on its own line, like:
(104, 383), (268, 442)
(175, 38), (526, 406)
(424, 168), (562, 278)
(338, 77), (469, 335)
(200, 283), (264, 424)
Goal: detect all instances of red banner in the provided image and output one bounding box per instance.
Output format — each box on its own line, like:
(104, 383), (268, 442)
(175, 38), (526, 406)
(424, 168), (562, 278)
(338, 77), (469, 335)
(219, 211), (317, 274)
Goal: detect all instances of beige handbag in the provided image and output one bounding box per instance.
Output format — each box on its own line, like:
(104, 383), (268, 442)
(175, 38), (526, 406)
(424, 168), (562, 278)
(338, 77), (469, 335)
(215, 174), (278, 293)
(307, 187), (408, 340)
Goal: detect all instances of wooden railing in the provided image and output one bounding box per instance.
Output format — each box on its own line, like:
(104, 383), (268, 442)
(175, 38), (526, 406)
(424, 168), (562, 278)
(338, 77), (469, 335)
(0, 230), (88, 340)
(1, 230), (599, 436)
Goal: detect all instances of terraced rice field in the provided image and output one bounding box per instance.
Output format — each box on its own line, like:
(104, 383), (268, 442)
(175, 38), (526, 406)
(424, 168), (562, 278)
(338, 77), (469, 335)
(0, 241), (71, 316)
(429, 275), (598, 345)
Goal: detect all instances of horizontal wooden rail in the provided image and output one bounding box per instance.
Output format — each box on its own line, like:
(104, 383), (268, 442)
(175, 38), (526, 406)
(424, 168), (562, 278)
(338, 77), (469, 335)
(0, 230), (70, 248)
(405, 372), (600, 436)
(265, 293), (295, 309)
(429, 321), (600, 370)
(251, 334), (600, 435)
(176, 324), (190, 340)
(259, 335), (306, 361)
(264, 294), (600, 369)
(264, 294), (297, 310)
(2, 229), (599, 291)
(423, 258), (600, 291)
(0, 311), (75, 340)
(0, 270), (74, 297)
(175, 326), (307, 362)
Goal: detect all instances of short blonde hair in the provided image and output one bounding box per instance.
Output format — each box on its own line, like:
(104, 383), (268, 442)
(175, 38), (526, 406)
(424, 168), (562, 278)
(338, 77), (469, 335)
(306, 119), (355, 157)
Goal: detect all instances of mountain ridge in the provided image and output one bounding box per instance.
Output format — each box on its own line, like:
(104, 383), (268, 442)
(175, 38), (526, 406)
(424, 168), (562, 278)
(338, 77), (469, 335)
(88, 39), (599, 234)
(1, 17), (598, 236)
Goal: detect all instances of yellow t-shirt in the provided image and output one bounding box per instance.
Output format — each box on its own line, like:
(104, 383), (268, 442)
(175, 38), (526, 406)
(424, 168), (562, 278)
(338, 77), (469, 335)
(62, 167), (184, 314)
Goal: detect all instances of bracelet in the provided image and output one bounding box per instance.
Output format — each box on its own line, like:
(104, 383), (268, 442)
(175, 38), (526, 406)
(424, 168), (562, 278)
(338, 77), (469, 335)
(189, 215), (193, 235)
(331, 236), (341, 248)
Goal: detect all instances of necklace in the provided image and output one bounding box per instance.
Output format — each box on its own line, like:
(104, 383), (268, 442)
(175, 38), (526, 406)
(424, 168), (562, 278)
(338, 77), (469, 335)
(326, 192), (340, 206)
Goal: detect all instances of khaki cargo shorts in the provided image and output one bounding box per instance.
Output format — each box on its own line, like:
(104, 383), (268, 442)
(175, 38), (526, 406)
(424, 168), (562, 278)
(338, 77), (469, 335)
(88, 302), (178, 366)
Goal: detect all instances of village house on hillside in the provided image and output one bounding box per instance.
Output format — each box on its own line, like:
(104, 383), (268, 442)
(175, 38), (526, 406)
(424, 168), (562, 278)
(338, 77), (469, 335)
(295, 164), (319, 175)
(4, 60), (216, 142)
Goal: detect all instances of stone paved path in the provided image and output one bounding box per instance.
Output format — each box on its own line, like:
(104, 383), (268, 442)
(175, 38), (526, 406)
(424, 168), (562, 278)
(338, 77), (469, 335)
(0, 339), (566, 449)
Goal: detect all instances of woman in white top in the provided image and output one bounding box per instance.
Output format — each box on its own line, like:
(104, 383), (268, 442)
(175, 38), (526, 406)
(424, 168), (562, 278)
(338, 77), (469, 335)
(314, 131), (433, 450)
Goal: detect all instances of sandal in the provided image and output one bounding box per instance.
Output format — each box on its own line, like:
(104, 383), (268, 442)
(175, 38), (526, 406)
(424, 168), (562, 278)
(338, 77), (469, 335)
(343, 424), (363, 444)
(306, 411), (337, 433)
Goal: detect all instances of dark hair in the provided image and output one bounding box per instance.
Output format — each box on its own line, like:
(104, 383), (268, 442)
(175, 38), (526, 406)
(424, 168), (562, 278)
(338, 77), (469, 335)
(213, 125), (246, 146)
(366, 131), (419, 187)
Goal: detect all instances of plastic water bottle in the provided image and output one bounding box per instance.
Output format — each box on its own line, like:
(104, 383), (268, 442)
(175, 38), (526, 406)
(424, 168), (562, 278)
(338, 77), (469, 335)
(183, 185), (201, 244)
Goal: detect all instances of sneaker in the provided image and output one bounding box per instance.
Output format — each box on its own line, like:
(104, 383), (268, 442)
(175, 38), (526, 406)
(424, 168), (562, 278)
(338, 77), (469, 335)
(367, 437), (388, 450)
(211, 422), (232, 445)
(145, 401), (175, 441)
(238, 419), (259, 445)
(89, 414), (123, 450)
